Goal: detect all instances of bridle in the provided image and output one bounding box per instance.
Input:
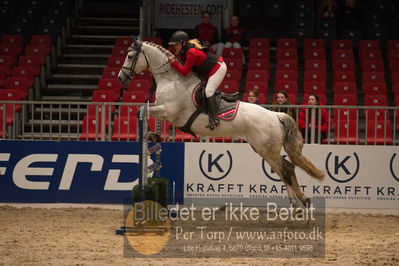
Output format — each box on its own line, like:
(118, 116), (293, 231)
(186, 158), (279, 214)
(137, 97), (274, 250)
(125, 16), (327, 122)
(119, 40), (172, 82)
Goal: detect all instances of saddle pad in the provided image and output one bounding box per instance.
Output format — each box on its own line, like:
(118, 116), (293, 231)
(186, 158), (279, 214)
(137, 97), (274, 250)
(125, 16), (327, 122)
(192, 82), (240, 121)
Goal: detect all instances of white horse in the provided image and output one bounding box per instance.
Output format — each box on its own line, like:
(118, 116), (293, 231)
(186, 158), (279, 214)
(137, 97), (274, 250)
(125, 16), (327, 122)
(118, 39), (325, 207)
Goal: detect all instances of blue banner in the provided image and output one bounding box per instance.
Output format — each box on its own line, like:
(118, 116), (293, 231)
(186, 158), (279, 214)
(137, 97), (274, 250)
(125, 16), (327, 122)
(0, 141), (184, 204)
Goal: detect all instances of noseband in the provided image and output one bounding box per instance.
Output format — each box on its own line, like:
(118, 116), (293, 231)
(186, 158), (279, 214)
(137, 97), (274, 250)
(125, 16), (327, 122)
(120, 40), (149, 81)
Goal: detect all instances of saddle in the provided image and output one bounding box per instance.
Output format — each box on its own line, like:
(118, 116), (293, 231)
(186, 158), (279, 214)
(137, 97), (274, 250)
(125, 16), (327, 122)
(179, 82), (241, 136)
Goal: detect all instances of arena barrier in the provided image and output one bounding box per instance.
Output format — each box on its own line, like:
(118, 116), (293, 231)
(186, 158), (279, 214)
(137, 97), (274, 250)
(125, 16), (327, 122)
(0, 100), (398, 145)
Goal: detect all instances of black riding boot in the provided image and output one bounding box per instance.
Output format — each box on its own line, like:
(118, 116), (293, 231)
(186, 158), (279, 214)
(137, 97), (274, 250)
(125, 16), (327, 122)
(206, 94), (220, 130)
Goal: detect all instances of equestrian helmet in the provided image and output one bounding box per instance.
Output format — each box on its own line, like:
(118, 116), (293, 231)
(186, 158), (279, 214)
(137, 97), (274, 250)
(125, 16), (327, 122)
(169, 31), (189, 45)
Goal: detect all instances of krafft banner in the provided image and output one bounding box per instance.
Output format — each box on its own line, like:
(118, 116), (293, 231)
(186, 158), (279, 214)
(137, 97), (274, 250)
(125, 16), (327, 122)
(154, 0), (225, 29)
(0, 141), (184, 204)
(184, 143), (399, 209)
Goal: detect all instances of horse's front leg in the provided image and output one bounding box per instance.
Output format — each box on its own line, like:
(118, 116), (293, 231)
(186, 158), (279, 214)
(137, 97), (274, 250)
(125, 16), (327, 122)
(148, 104), (170, 121)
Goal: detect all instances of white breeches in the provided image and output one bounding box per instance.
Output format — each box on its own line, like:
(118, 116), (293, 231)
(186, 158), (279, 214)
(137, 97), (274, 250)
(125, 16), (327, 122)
(205, 61), (227, 98)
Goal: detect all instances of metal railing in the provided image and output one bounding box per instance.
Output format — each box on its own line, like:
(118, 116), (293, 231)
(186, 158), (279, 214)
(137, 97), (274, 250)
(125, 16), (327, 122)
(0, 100), (398, 145)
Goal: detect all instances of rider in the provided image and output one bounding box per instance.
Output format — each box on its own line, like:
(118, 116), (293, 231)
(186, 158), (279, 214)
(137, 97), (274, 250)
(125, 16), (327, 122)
(168, 30), (227, 130)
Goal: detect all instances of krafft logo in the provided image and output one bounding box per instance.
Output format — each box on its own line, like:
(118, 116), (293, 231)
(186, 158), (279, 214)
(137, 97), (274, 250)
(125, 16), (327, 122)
(261, 155), (288, 182)
(389, 153), (399, 182)
(325, 152), (360, 183)
(199, 150), (232, 181)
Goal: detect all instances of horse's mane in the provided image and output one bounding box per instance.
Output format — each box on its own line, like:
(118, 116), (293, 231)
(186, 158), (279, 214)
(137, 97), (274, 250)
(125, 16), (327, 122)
(143, 41), (173, 58)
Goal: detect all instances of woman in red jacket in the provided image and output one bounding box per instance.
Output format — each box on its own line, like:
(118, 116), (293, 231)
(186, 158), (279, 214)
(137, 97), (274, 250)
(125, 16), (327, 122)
(298, 94), (331, 143)
(168, 30), (227, 130)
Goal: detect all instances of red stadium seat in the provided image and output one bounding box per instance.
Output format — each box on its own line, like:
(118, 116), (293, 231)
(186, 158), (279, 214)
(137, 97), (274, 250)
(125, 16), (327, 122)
(276, 59), (298, 71)
(388, 50), (399, 62)
(0, 55), (16, 70)
(246, 70), (269, 83)
(249, 48), (270, 60)
(305, 59), (327, 71)
(91, 90), (115, 104)
(304, 39), (325, 50)
(276, 48), (298, 61)
(247, 59), (269, 71)
(1, 34), (23, 46)
(112, 46), (128, 57)
(333, 71), (356, 84)
(333, 81), (357, 94)
(0, 103), (17, 125)
(118, 105), (138, 117)
(224, 69), (241, 82)
(387, 40), (399, 54)
(359, 40), (380, 53)
(334, 108), (357, 121)
(115, 37), (133, 47)
(245, 81), (268, 93)
(360, 60), (384, 72)
(364, 94), (387, 106)
(394, 83), (399, 95)
(274, 80), (298, 94)
(98, 78), (122, 100)
(219, 81), (239, 93)
(331, 39), (353, 51)
(87, 104), (113, 121)
(25, 44), (51, 60)
(392, 71), (399, 86)
(249, 38), (269, 48)
(127, 79), (151, 97)
(332, 50), (354, 62)
(107, 56), (125, 67)
(122, 90), (147, 102)
(0, 44), (21, 57)
(304, 48), (326, 61)
(359, 49), (383, 61)
(363, 82), (387, 95)
(366, 120), (393, 145)
(111, 116), (137, 141)
(275, 70), (298, 82)
(11, 66), (36, 87)
(102, 67), (120, 79)
(225, 58), (243, 73)
(79, 116), (108, 140)
(277, 38), (297, 49)
(304, 70), (327, 83)
(332, 60), (355, 71)
(362, 71), (385, 84)
(5, 77), (30, 98)
(18, 56), (41, 75)
(334, 94), (357, 105)
(222, 48), (243, 59)
(334, 120), (359, 144)
(303, 81), (327, 95)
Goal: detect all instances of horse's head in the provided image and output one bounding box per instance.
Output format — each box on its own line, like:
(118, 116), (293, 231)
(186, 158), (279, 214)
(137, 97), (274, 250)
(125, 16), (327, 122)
(118, 38), (148, 86)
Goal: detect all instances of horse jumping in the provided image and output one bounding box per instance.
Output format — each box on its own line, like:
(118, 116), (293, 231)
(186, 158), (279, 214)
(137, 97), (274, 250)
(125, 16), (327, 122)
(118, 39), (325, 208)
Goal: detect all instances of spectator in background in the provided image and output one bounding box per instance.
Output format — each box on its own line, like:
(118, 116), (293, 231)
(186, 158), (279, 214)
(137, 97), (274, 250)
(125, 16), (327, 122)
(317, 0), (338, 19)
(298, 94), (331, 143)
(222, 15), (245, 49)
(271, 90), (294, 118)
(194, 11), (224, 56)
(247, 89), (259, 104)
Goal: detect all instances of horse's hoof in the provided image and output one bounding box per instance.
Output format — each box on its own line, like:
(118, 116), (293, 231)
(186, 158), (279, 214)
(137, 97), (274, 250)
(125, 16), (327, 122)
(149, 132), (161, 143)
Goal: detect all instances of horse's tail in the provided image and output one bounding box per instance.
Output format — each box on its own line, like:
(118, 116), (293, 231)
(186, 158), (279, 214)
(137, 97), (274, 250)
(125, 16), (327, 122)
(277, 113), (325, 181)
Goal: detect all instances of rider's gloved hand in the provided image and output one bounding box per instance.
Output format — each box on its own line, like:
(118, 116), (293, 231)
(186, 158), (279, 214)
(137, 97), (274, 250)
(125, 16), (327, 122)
(168, 56), (176, 63)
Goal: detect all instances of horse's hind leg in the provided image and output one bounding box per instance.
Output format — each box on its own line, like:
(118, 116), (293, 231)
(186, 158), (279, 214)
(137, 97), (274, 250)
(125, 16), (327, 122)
(282, 157), (311, 207)
(263, 153), (300, 208)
